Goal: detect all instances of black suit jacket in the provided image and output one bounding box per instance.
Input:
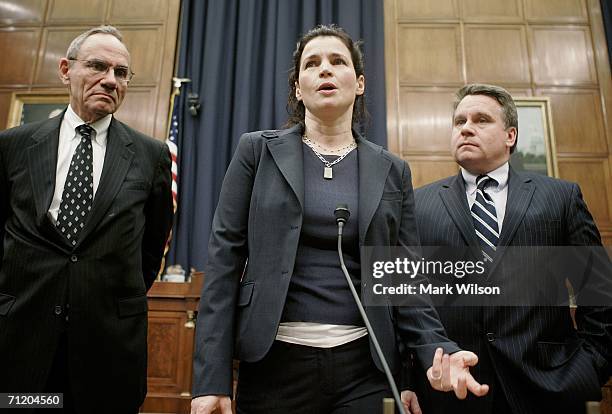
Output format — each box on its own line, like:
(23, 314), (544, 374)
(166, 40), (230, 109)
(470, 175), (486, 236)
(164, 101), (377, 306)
(0, 114), (173, 413)
(192, 125), (459, 397)
(413, 169), (612, 414)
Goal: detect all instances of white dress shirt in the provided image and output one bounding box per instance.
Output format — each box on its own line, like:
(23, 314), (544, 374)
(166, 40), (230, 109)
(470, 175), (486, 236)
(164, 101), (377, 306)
(461, 162), (509, 232)
(48, 105), (111, 224)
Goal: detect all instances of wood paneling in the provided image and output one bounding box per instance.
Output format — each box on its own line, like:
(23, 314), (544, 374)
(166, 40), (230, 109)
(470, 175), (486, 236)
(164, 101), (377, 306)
(0, 92), (13, 130)
(34, 28), (85, 85)
(109, 0), (168, 23)
(557, 158), (611, 225)
(399, 88), (455, 153)
(408, 158), (459, 189)
(465, 25), (529, 84)
(461, 0), (522, 22)
(0, 29), (40, 86)
(0, 0), (46, 25)
(148, 315), (181, 381)
(538, 88), (607, 154)
(397, 25), (463, 84)
(397, 0), (458, 20)
(46, 0), (106, 24)
(530, 26), (597, 86)
(118, 26), (163, 85)
(115, 87), (157, 136)
(525, 0), (588, 23)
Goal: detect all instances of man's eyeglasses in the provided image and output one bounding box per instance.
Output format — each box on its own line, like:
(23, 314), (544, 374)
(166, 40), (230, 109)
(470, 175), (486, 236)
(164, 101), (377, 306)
(68, 58), (134, 83)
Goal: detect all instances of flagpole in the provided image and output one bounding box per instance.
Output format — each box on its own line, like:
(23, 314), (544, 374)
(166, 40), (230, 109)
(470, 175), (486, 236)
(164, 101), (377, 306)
(157, 77), (191, 281)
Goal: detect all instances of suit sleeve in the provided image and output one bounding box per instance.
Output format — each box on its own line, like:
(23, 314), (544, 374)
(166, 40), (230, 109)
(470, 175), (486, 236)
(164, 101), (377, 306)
(192, 133), (256, 397)
(393, 161), (461, 372)
(141, 142), (173, 290)
(566, 183), (612, 383)
(0, 138), (8, 268)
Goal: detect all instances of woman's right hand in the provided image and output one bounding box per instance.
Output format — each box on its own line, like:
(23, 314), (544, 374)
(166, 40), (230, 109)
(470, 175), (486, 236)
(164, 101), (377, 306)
(191, 395), (232, 414)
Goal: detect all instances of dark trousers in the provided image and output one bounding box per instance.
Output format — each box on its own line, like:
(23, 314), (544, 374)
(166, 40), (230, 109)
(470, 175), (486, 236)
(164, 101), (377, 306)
(36, 333), (75, 414)
(236, 336), (393, 414)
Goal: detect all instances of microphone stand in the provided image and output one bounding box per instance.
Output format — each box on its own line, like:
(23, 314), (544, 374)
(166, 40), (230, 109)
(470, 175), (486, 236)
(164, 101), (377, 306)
(335, 206), (406, 414)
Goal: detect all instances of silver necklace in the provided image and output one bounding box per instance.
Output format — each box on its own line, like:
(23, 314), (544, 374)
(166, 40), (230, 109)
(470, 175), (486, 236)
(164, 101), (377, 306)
(302, 135), (357, 179)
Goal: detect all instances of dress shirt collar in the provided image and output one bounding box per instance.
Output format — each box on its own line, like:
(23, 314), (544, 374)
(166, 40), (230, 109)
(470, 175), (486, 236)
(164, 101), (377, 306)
(461, 162), (509, 196)
(64, 105), (111, 146)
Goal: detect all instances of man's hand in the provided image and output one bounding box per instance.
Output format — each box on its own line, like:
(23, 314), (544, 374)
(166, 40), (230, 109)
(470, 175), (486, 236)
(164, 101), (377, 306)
(191, 395), (232, 414)
(400, 390), (422, 414)
(426, 347), (489, 399)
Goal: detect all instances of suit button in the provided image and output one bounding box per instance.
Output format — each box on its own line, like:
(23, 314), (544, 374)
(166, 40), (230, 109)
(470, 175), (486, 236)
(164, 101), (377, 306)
(70, 255), (78, 263)
(290, 225), (299, 230)
(54, 305), (63, 315)
(486, 332), (495, 342)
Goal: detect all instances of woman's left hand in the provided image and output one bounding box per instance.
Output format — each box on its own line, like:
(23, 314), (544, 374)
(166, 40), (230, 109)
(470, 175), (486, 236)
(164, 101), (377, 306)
(400, 389), (422, 414)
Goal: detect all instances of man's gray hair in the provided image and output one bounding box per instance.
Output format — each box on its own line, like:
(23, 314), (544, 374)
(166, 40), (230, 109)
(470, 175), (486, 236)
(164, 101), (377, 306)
(66, 25), (125, 59)
(453, 83), (519, 153)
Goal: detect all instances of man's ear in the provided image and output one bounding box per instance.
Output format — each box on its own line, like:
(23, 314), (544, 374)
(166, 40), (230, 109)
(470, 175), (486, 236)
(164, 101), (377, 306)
(58, 58), (71, 85)
(295, 81), (302, 101)
(506, 127), (517, 149)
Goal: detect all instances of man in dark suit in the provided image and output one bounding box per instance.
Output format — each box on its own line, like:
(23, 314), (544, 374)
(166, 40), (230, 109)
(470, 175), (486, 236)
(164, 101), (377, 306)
(0, 26), (173, 413)
(413, 83), (611, 414)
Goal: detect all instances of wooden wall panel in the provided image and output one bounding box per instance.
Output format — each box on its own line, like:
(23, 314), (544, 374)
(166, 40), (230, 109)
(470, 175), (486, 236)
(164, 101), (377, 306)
(108, 0), (168, 23)
(399, 88), (455, 154)
(397, 0), (458, 20)
(0, 0), (46, 25)
(147, 315), (181, 382)
(530, 27), (597, 86)
(461, 0), (522, 22)
(46, 0), (106, 25)
(408, 158), (459, 189)
(34, 28), (85, 85)
(118, 26), (163, 85)
(0, 92), (13, 130)
(538, 88), (607, 154)
(465, 25), (530, 84)
(524, 0), (588, 23)
(115, 88), (157, 137)
(397, 25), (463, 84)
(0, 29), (40, 86)
(557, 158), (611, 225)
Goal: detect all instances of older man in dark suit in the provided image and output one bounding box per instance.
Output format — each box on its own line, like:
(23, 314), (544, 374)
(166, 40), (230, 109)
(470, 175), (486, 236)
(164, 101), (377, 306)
(413, 84), (611, 414)
(0, 26), (173, 413)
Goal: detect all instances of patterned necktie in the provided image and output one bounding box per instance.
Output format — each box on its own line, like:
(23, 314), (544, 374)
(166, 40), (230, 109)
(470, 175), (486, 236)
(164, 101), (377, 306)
(57, 124), (95, 246)
(471, 175), (499, 263)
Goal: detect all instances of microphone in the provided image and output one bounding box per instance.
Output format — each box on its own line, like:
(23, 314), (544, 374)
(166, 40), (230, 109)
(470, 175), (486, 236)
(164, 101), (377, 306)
(334, 204), (406, 414)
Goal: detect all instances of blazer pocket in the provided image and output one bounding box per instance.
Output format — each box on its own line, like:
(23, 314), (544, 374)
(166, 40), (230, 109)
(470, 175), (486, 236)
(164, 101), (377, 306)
(536, 339), (582, 368)
(237, 282), (254, 307)
(117, 295), (148, 318)
(381, 190), (402, 201)
(0, 293), (16, 316)
(122, 180), (150, 192)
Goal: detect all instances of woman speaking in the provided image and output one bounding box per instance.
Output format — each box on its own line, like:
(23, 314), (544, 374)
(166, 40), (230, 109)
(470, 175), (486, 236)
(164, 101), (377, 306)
(191, 25), (487, 414)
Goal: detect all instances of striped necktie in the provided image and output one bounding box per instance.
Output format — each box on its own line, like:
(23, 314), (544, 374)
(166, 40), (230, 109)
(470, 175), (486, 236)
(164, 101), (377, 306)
(471, 175), (499, 263)
(57, 124), (95, 246)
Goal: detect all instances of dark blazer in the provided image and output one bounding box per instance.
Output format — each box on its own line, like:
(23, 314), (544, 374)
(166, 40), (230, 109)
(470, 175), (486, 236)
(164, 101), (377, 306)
(0, 114), (173, 413)
(192, 125), (459, 397)
(413, 168), (612, 414)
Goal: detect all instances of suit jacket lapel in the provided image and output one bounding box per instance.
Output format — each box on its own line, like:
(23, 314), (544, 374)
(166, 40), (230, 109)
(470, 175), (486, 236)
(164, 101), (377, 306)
(487, 168), (534, 275)
(266, 125), (305, 211)
(357, 136), (391, 244)
(439, 172), (481, 250)
(77, 118), (134, 244)
(27, 115), (62, 225)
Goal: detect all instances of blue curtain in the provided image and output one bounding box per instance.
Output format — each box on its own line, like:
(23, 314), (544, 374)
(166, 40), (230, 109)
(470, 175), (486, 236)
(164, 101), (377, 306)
(167, 0), (386, 271)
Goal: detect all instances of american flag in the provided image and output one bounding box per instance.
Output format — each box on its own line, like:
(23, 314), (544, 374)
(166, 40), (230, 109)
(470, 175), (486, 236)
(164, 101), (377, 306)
(166, 100), (179, 212)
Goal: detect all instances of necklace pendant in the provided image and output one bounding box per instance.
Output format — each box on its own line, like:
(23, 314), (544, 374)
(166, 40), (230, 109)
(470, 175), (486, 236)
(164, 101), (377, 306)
(324, 166), (333, 179)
